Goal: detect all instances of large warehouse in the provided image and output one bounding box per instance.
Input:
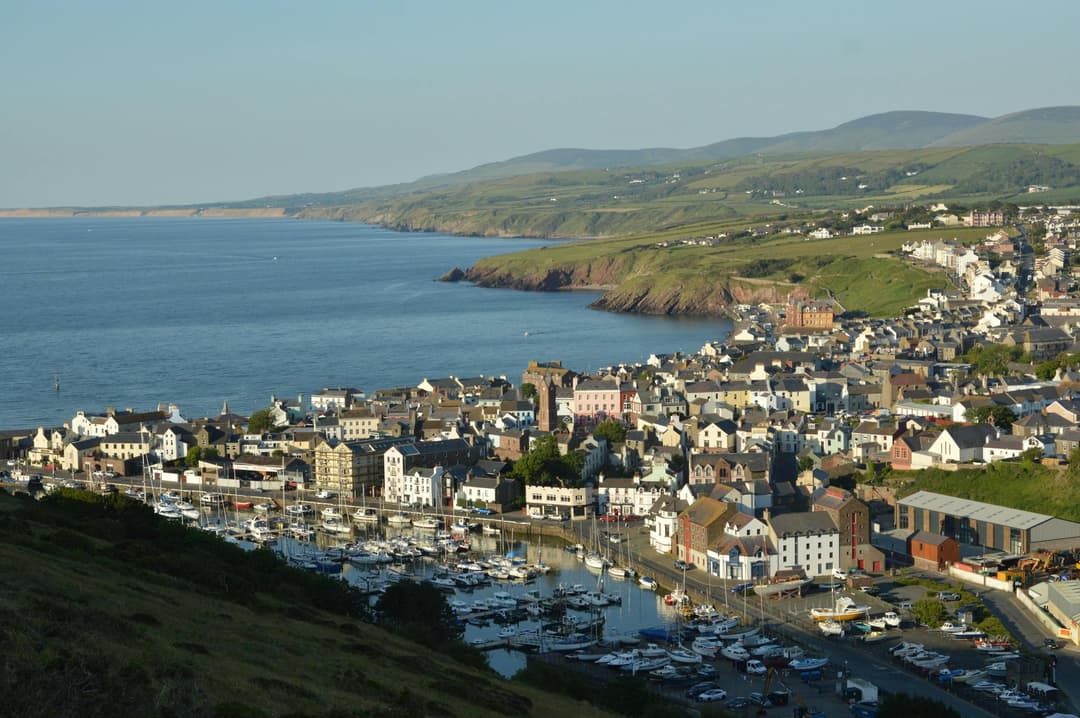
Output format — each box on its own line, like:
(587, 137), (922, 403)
(895, 491), (1080, 554)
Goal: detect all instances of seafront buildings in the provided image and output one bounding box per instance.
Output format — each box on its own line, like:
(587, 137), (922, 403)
(7, 205), (1080, 644)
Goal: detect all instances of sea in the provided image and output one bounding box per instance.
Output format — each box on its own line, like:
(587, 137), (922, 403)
(0, 218), (730, 429)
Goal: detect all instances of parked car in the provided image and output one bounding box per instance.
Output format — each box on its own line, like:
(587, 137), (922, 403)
(697, 688), (727, 703)
(686, 681), (719, 699)
(745, 659), (767, 675)
(674, 559), (694, 571)
(315, 490), (335, 499)
(726, 698), (752, 709)
(731, 582), (754, 594)
(474, 507), (494, 516)
(938, 592), (961, 601)
(1044, 638), (1061, 650)
(832, 568), (848, 581)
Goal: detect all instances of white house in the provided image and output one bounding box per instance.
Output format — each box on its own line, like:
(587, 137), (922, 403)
(707, 512), (775, 580)
(385, 465), (446, 507)
(767, 511), (840, 578)
(648, 494), (687, 554)
(925, 425), (997, 463)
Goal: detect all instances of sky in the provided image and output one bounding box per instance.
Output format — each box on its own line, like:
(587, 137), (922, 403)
(2, 0), (1079, 207)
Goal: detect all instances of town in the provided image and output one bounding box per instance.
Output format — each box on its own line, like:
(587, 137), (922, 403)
(6, 201), (1080, 716)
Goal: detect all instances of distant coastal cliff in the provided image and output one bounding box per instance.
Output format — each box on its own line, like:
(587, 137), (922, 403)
(0, 207), (288, 219)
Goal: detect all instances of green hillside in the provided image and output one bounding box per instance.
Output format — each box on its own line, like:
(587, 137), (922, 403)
(932, 106), (1080, 147)
(0, 490), (614, 718)
(227, 106), (1076, 210)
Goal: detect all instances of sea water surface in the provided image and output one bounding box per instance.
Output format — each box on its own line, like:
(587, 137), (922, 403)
(1, 218), (730, 428)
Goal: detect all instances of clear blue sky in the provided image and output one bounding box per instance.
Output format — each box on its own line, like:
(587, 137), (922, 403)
(3, 0), (1078, 207)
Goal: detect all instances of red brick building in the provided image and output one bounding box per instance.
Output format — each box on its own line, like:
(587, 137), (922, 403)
(908, 530), (961, 572)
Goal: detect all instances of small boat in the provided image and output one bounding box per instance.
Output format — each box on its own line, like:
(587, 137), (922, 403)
(638, 576), (657, 591)
(952, 629), (986, 640)
(789, 657), (829, 671)
(176, 501), (201, 520)
(352, 508), (380, 524)
(320, 506), (342, 520)
(863, 630), (889, 643)
(753, 576), (813, 597)
(620, 655), (670, 673)
(883, 611), (901, 628)
(819, 620), (844, 636)
(320, 517), (352, 535)
(720, 645), (750, 662)
(867, 617), (887, 630)
(233, 501), (253, 510)
(809, 595), (872, 622)
(200, 492), (226, 505)
(667, 647), (702, 665)
(985, 661), (1008, 677)
(285, 503), (312, 516)
(649, 664), (683, 681)
(938, 621), (964, 633)
(663, 588), (689, 606)
(386, 513), (410, 525)
(411, 516), (439, 530)
(584, 553), (607, 571)
(548, 633), (597, 652)
(951, 669), (985, 684)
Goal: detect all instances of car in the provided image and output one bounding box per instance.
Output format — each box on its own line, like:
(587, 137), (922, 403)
(938, 592), (961, 601)
(860, 585), (880, 595)
(731, 581), (754, 594)
(745, 659), (767, 675)
(686, 681), (719, 699)
(598, 514), (619, 522)
(1044, 638), (1061, 650)
(695, 663), (718, 678)
(474, 507), (494, 516)
(696, 688), (727, 703)
(726, 698), (753, 710)
(315, 490), (335, 499)
(674, 559), (694, 571)
(832, 568), (848, 581)
(819, 581), (843, 591)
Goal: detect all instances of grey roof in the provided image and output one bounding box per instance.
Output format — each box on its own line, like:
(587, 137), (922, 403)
(769, 511), (837, 536)
(898, 490), (1054, 530)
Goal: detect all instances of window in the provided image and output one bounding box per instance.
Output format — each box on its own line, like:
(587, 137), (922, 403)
(898, 511), (909, 530)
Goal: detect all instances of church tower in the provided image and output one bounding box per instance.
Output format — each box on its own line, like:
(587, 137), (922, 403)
(537, 376), (557, 432)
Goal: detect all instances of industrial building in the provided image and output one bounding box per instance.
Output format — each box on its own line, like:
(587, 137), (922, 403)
(896, 491), (1080, 555)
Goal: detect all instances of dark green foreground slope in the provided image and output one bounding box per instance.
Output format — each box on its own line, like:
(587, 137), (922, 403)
(0, 490), (613, 718)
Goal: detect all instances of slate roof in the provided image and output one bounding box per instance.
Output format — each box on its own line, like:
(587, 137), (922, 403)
(899, 490), (1053, 530)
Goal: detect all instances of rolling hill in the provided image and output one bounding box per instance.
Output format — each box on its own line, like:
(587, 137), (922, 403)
(931, 106), (1080, 147)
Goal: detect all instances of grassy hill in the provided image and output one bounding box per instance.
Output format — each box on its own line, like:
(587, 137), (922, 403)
(0, 489), (616, 718)
(932, 106), (1080, 147)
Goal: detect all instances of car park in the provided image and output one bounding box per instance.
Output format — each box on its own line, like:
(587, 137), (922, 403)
(697, 688), (727, 703)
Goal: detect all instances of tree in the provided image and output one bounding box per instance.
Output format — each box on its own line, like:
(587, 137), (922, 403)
(374, 580), (458, 647)
(878, 693), (959, 718)
(910, 598), (948, 628)
(961, 343), (1025, 376)
(593, 419), (627, 444)
(965, 405), (1017, 430)
(798, 454), (817, 472)
(184, 446), (202, 467)
(247, 408), (273, 434)
(520, 383), (537, 402)
(509, 435), (580, 487)
(202, 447), (219, 460)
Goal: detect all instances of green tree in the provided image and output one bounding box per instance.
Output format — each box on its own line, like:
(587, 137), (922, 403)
(184, 446), (202, 467)
(910, 598), (948, 628)
(509, 435), (580, 487)
(965, 405), (1017, 430)
(202, 447), (219, 460)
(374, 580), (458, 647)
(520, 383), (537, 402)
(961, 344), (1025, 376)
(593, 419), (628, 444)
(247, 408), (273, 434)
(798, 454), (816, 472)
(878, 692), (960, 718)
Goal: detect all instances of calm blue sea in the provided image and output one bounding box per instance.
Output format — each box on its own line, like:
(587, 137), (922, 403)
(0, 218), (729, 429)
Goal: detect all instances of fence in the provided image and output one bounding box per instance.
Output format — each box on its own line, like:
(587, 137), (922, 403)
(947, 564), (1014, 592)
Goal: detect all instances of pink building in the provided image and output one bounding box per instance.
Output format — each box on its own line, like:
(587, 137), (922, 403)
(573, 378), (622, 427)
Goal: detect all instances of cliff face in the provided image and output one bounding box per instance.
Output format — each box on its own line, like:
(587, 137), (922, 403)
(461, 259), (791, 317)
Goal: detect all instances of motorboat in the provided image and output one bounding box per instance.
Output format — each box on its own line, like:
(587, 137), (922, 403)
(176, 501), (201, 520)
(649, 664), (684, 681)
(638, 575), (657, 591)
(583, 552), (607, 571)
(809, 595), (871, 622)
(200, 492), (225, 506)
(720, 644), (750, 662)
(690, 638), (720, 658)
(789, 657), (829, 671)
(412, 516), (440, 530)
(937, 621), (965, 633)
(819, 620), (844, 637)
(862, 630), (889, 643)
(285, 503), (313, 516)
(666, 647), (702, 665)
(985, 661), (1008, 677)
(867, 617), (887, 630)
(386, 513), (410, 525)
(620, 655), (670, 673)
(889, 641), (923, 656)
(320, 506), (342, 520)
(883, 611), (901, 628)
(638, 643), (668, 658)
(320, 517), (352, 535)
(352, 507), (380, 524)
